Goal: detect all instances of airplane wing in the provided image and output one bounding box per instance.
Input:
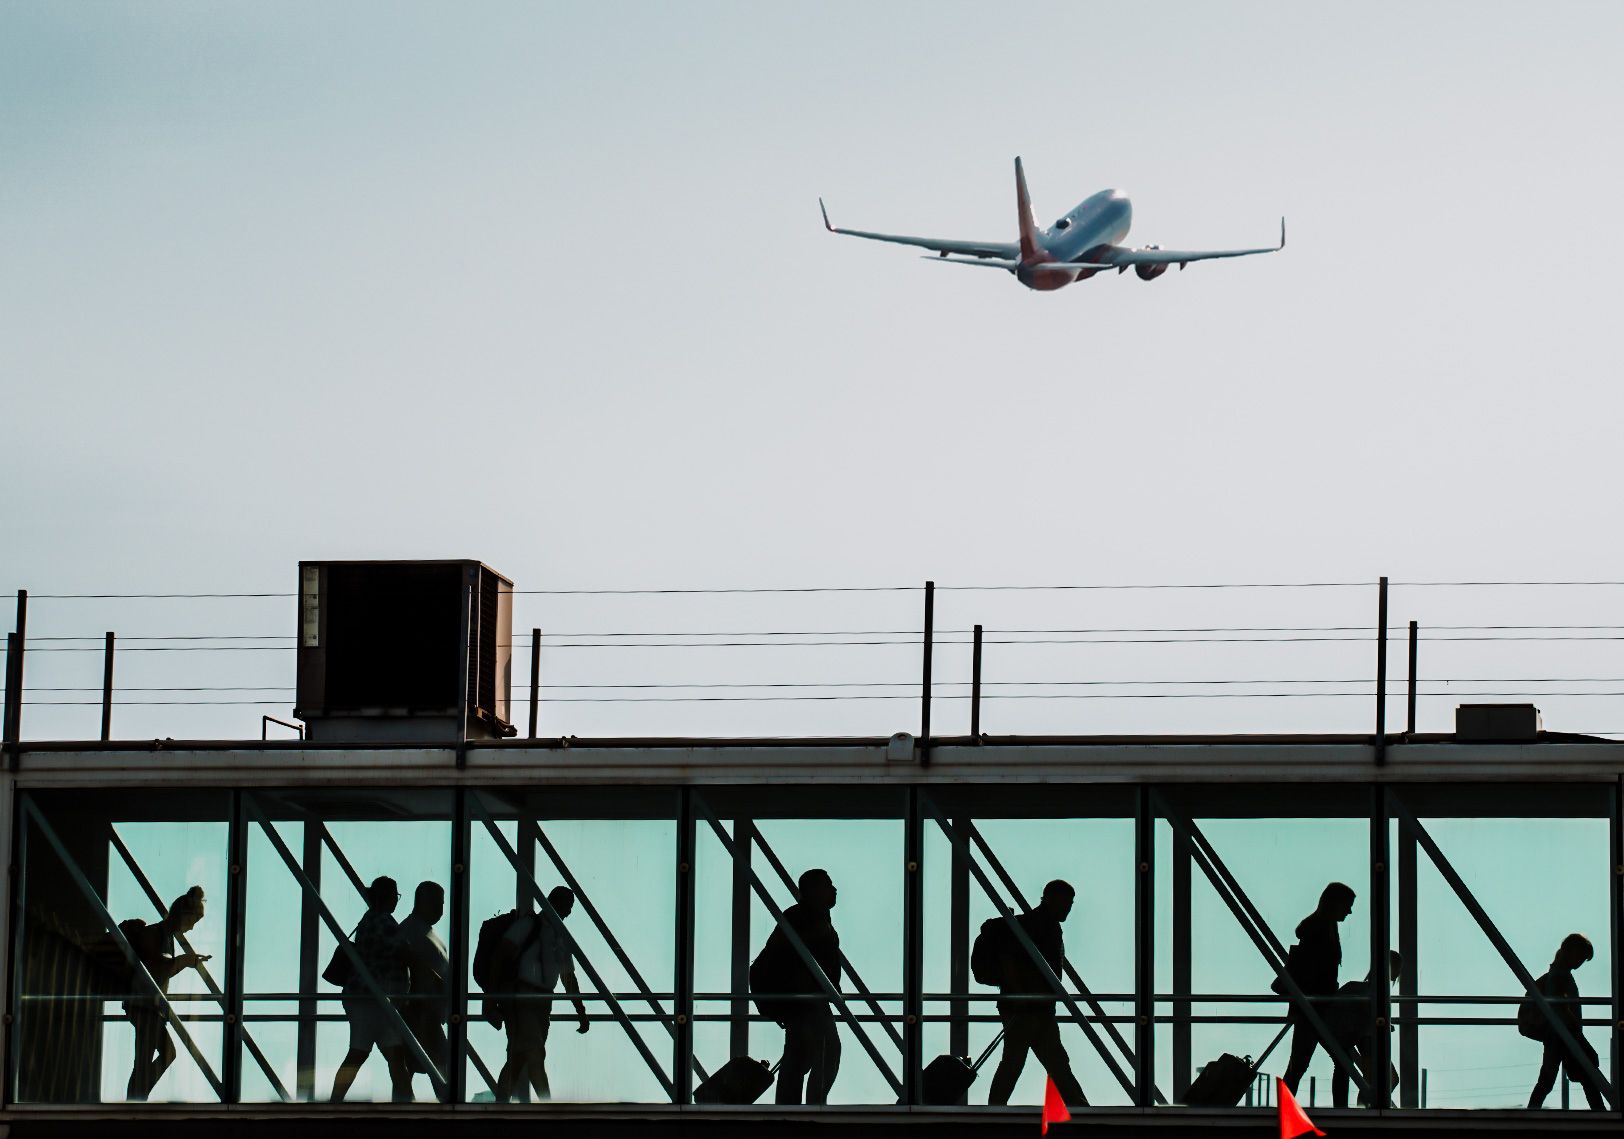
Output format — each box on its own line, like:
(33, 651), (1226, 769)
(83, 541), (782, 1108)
(820, 198), (1017, 260)
(1099, 218), (1286, 267)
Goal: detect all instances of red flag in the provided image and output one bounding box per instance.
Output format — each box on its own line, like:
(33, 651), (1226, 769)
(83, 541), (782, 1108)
(1041, 1074), (1071, 1134)
(1277, 1078), (1325, 1139)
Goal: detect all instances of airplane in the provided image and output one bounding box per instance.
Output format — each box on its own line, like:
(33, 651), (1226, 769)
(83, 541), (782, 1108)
(819, 157), (1283, 291)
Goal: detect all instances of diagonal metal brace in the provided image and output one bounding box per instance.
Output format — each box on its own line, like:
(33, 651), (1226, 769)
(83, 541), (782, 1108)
(961, 817), (1167, 1104)
(22, 797), (227, 1101)
(693, 792), (904, 1095)
(920, 796), (1126, 1103)
(1151, 790), (1372, 1100)
(1389, 793), (1616, 1109)
(244, 795), (448, 1100)
(469, 793), (677, 1100)
(529, 819), (710, 1083)
(106, 826), (291, 1102)
(747, 821), (907, 1054)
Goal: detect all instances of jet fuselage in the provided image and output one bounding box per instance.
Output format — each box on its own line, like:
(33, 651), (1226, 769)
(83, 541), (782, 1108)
(1020, 188), (1133, 291)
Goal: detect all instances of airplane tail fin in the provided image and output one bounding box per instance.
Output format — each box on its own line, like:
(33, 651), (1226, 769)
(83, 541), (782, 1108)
(1015, 156), (1039, 262)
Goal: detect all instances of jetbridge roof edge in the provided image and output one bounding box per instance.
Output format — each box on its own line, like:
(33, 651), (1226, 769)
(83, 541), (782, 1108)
(8, 736), (1624, 788)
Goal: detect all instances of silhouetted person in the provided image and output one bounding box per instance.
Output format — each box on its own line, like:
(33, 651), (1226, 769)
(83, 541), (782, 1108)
(398, 881), (450, 1097)
(753, 869), (843, 1105)
(495, 886), (589, 1102)
(1281, 882), (1356, 1096)
(1326, 950), (1400, 1109)
(331, 876), (412, 1102)
(1527, 933), (1606, 1110)
(122, 886), (210, 1101)
(987, 880), (1087, 1108)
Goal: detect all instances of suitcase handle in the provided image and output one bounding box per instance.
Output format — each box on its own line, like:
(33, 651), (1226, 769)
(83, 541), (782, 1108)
(971, 1031), (1006, 1072)
(1248, 1022), (1293, 1075)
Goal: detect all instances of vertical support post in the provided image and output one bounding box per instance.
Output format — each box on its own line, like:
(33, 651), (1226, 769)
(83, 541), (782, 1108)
(100, 632), (115, 741)
(296, 820), (322, 1101)
(674, 788), (696, 1104)
(920, 581), (934, 760)
(1611, 776), (1622, 1106)
(949, 816), (970, 1063)
(1398, 811), (1419, 1107)
(1421, 1067), (1428, 1108)
(1375, 577), (1389, 766)
(449, 787), (471, 1105)
(970, 624), (983, 741)
(2, 634), (17, 765)
(904, 788), (924, 1104)
(729, 819), (754, 1059)
(528, 628), (541, 739)
(1135, 787), (1156, 1106)
(1172, 827), (1192, 1101)
(1370, 784), (1392, 1109)
(3, 782), (25, 1106)
(224, 790), (248, 1103)
(1405, 621), (1418, 737)
(4, 591), (25, 767)
(513, 805), (536, 1102)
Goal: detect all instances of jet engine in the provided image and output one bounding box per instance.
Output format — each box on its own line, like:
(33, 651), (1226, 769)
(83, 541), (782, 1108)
(1134, 244), (1167, 281)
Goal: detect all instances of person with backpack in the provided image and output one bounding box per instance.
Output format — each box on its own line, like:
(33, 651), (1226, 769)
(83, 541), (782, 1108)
(1524, 933), (1606, 1110)
(1279, 881), (1356, 1097)
(983, 880), (1087, 1108)
(750, 869), (843, 1105)
(492, 886), (589, 1102)
(331, 876), (413, 1102)
(121, 886), (210, 1101)
(1325, 950), (1401, 1108)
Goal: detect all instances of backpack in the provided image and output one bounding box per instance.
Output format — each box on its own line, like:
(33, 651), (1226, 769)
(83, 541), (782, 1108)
(971, 917), (1012, 987)
(748, 936), (797, 1025)
(1517, 971), (1557, 1041)
(473, 909), (544, 1028)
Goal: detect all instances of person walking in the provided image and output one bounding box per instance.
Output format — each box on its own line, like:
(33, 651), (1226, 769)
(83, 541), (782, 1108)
(1280, 882), (1357, 1097)
(397, 881), (450, 1098)
(121, 886), (210, 1101)
(331, 876), (412, 1102)
(495, 886), (589, 1102)
(751, 869), (844, 1105)
(1525, 933), (1606, 1110)
(986, 880), (1087, 1108)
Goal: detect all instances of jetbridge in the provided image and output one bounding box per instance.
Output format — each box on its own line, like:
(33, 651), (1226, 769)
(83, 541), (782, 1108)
(1, 734), (1620, 1138)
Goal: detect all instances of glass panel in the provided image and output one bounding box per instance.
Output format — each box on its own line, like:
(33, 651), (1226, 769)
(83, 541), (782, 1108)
(921, 785), (1138, 1109)
(1154, 785), (1373, 1113)
(240, 788), (452, 1104)
(1394, 785), (1614, 1112)
(13, 789), (230, 1104)
(466, 787), (678, 1104)
(693, 786), (905, 1106)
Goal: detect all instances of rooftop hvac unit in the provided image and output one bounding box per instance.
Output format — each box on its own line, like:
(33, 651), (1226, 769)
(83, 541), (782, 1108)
(1455, 703), (1542, 742)
(294, 560), (514, 742)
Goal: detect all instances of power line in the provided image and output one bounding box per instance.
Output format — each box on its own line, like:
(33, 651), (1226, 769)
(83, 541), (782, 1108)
(25, 690), (1624, 706)
(22, 579), (1624, 601)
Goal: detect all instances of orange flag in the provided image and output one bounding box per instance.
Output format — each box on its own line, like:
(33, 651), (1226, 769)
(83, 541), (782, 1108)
(1041, 1074), (1071, 1134)
(1277, 1077), (1325, 1139)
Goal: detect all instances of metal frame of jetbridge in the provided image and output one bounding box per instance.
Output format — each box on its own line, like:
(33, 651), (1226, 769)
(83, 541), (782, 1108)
(0, 733), (1621, 1137)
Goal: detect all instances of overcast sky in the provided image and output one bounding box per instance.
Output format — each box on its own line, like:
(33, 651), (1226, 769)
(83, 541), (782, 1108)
(5, 1), (1624, 740)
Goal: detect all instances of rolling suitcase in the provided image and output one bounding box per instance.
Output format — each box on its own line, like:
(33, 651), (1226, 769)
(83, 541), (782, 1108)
(1182, 1023), (1290, 1107)
(693, 1056), (776, 1105)
(915, 1032), (1005, 1105)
